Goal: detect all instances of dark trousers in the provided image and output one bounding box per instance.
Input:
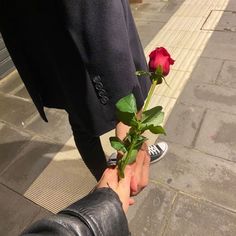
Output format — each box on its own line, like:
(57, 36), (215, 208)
(68, 115), (108, 181)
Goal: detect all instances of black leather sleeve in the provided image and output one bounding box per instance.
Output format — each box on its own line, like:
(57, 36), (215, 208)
(20, 188), (129, 236)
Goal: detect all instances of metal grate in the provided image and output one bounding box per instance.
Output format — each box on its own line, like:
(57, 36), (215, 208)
(201, 10), (236, 32)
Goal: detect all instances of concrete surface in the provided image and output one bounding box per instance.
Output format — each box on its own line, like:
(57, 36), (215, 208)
(0, 0), (236, 235)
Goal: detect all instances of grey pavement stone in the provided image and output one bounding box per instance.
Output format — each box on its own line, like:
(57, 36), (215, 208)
(135, 20), (165, 48)
(164, 193), (236, 236)
(217, 60), (236, 89)
(195, 110), (236, 162)
(150, 143), (236, 211)
(204, 31), (236, 46)
(0, 184), (40, 236)
(202, 39), (236, 61)
(190, 57), (223, 84)
(0, 48), (9, 62)
(0, 57), (14, 78)
(0, 72), (22, 94)
(201, 24), (236, 62)
(131, 0), (185, 47)
(14, 85), (30, 99)
(226, 1), (236, 10)
(127, 183), (176, 236)
(161, 103), (205, 147)
(179, 82), (236, 115)
(25, 108), (72, 144)
(131, 1), (167, 20)
(0, 93), (37, 127)
(0, 122), (31, 174)
(131, 0), (185, 16)
(0, 137), (65, 194)
(29, 207), (53, 225)
(0, 39), (4, 51)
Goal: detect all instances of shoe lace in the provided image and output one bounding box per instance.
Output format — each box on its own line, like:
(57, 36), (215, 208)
(148, 145), (160, 156)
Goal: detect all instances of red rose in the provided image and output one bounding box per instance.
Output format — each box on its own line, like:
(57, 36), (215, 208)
(148, 47), (175, 76)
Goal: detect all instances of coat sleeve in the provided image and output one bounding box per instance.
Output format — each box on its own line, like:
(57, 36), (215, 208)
(60, 0), (149, 109)
(20, 188), (129, 236)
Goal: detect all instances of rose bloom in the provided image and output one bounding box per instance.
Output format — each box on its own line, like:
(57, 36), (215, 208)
(149, 47), (175, 76)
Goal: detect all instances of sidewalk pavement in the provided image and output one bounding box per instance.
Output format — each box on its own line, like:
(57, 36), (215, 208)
(1, 0), (236, 235)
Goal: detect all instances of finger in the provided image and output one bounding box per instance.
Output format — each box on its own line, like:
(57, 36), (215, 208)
(130, 149), (145, 192)
(140, 152), (151, 187)
(140, 142), (148, 151)
(119, 166), (132, 188)
(129, 198), (135, 205)
(130, 174), (138, 194)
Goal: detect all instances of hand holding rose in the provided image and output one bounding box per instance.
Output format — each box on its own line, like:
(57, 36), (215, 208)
(110, 47), (174, 179)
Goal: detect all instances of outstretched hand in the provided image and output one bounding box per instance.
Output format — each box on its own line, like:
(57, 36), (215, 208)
(97, 166), (133, 213)
(129, 143), (150, 196)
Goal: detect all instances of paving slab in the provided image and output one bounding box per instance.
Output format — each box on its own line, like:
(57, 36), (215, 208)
(14, 85), (30, 100)
(0, 71), (22, 94)
(164, 193), (236, 236)
(202, 39), (236, 61)
(30, 207), (53, 224)
(190, 57), (223, 84)
(226, 1), (236, 10)
(0, 184), (41, 236)
(195, 109), (236, 162)
(135, 20), (165, 48)
(161, 103), (205, 147)
(0, 93), (37, 127)
(127, 183), (176, 236)
(24, 157), (96, 214)
(131, 0), (185, 48)
(131, 1), (167, 20)
(179, 82), (236, 115)
(25, 108), (72, 144)
(0, 57), (14, 78)
(204, 31), (236, 45)
(0, 137), (64, 194)
(0, 48), (9, 62)
(0, 38), (4, 51)
(217, 60), (236, 89)
(150, 143), (236, 211)
(154, 70), (191, 99)
(0, 122), (31, 174)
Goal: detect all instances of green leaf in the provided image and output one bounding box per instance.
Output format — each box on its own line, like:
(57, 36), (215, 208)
(116, 93), (137, 114)
(115, 94), (138, 126)
(141, 106), (164, 126)
(109, 137), (127, 153)
(116, 110), (135, 126)
(149, 125), (166, 135)
(133, 136), (148, 149)
(127, 149), (138, 164)
(136, 71), (152, 77)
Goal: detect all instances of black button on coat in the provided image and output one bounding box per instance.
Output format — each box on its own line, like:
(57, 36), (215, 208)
(0, 0), (151, 136)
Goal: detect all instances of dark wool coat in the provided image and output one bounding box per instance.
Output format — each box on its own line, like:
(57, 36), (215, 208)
(0, 0), (151, 136)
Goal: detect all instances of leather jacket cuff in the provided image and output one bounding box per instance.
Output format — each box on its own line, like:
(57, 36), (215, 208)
(59, 188), (129, 236)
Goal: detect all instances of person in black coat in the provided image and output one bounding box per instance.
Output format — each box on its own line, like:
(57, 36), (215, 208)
(0, 0), (151, 181)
